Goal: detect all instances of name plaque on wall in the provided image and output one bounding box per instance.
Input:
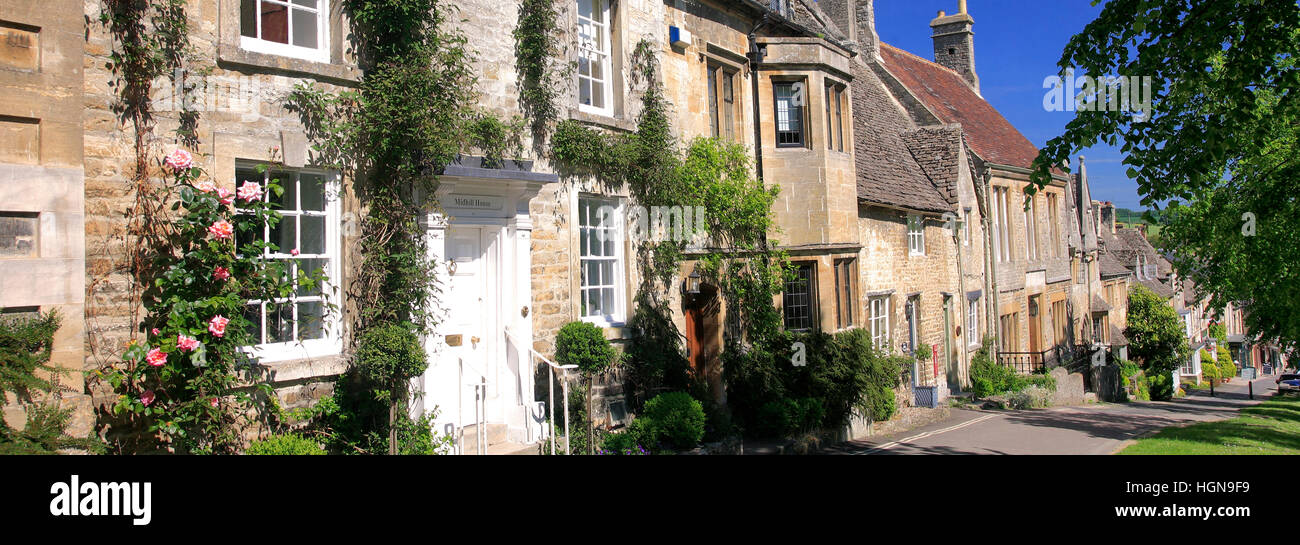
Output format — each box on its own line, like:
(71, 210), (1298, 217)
(448, 194), (504, 210)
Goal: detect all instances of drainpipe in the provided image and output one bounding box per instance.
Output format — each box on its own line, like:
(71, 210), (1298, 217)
(748, 15), (771, 182)
(981, 169), (998, 357)
(954, 213), (968, 388)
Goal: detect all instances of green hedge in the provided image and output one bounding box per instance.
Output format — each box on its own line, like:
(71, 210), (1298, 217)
(246, 433), (324, 455)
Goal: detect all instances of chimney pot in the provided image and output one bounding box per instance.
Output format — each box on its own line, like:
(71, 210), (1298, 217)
(959, 0), (967, 14)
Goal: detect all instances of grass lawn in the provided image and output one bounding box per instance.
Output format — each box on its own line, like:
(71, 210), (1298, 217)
(1119, 394), (1300, 455)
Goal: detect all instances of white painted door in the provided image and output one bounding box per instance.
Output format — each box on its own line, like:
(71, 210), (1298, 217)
(445, 226), (492, 428)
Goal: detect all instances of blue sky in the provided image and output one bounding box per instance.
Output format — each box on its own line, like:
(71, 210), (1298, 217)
(870, 0), (1144, 209)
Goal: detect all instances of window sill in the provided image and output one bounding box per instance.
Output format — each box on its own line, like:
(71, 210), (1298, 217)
(568, 108), (635, 132)
(251, 352), (349, 384)
(217, 44), (361, 85)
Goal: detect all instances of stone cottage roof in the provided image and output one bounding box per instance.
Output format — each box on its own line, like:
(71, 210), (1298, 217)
(1091, 294), (1112, 313)
(900, 125), (964, 206)
(850, 61), (953, 214)
(1098, 250), (1131, 279)
(876, 43), (1042, 169)
(1139, 278), (1176, 300)
(1110, 324), (1129, 346)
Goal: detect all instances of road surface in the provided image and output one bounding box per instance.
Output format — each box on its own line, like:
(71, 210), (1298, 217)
(828, 375), (1280, 455)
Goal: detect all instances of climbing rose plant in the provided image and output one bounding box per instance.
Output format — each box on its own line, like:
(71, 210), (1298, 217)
(102, 150), (326, 454)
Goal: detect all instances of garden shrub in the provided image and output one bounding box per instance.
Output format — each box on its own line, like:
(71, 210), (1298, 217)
(1148, 371), (1174, 401)
(723, 329), (904, 438)
(1, 309), (103, 455)
(247, 433), (324, 455)
(641, 391), (705, 449)
(556, 321), (616, 375)
(1023, 373), (1057, 393)
(1217, 346), (1237, 379)
(969, 339), (1020, 397)
(1133, 373), (1152, 401)
(1006, 385), (1053, 410)
(599, 417), (654, 455)
(355, 323), (427, 401)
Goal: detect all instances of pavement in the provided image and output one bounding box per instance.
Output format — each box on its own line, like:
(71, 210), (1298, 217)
(825, 374), (1283, 455)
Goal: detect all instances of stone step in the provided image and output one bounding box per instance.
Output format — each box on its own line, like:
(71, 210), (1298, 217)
(459, 423), (507, 454)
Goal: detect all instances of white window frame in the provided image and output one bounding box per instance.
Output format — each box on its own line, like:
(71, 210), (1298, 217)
(240, 0), (331, 64)
(238, 164), (342, 363)
(576, 0), (614, 117)
(907, 215), (925, 256)
(869, 296), (891, 352)
(1026, 195), (1039, 261)
(578, 194), (626, 326)
(968, 298), (979, 347)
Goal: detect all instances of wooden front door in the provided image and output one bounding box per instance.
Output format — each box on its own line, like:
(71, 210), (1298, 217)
(1028, 295), (1042, 363)
(684, 286), (723, 404)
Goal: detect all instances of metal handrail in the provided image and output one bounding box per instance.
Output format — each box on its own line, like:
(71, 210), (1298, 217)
(504, 328), (577, 455)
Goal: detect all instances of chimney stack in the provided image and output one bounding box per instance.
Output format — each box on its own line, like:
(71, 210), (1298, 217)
(1100, 202), (1116, 234)
(930, 2), (979, 92)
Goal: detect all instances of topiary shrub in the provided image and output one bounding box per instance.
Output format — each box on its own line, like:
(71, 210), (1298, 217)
(555, 321), (615, 375)
(246, 433), (324, 455)
(1148, 371), (1174, 401)
(641, 391), (705, 449)
(355, 323), (427, 401)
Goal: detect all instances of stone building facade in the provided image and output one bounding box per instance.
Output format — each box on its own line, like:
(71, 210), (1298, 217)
(0, 0), (91, 435)
(81, 0), (363, 429)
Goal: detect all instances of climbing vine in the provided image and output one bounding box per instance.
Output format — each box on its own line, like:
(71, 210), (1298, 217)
(513, 0), (567, 147)
(95, 0), (195, 356)
(550, 39), (791, 408)
(287, 0), (518, 454)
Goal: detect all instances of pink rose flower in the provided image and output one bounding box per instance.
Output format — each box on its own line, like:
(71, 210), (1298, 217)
(164, 149), (193, 172)
(208, 315), (229, 338)
(177, 334), (201, 352)
(194, 181), (217, 193)
(141, 390), (155, 407)
(151, 328), (160, 336)
(210, 398), (219, 408)
(146, 348), (167, 367)
(290, 248), (300, 256)
(208, 220), (234, 240)
(213, 266), (231, 281)
(237, 181), (263, 202)
(217, 187), (235, 205)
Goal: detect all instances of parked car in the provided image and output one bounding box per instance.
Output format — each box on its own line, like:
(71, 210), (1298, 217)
(1276, 374), (1300, 393)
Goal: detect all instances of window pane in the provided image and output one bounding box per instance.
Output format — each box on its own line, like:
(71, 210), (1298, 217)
(270, 215), (297, 253)
(708, 68), (719, 138)
(590, 76), (605, 109)
(291, 0), (317, 6)
(578, 0), (595, 20)
(601, 287), (615, 317)
(297, 301), (325, 341)
(579, 78), (592, 106)
(244, 303), (263, 344)
(300, 173), (326, 211)
(259, 1), (289, 44)
(271, 171), (297, 210)
(300, 215), (325, 254)
(241, 0), (258, 38)
(296, 258), (327, 297)
(291, 7), (318, 48)
(267, 302), (293, 343)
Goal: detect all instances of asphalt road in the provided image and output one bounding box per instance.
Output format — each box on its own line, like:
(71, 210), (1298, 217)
(828, 375), (1282, 455)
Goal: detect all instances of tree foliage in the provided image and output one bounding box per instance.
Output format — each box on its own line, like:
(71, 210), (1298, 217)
(1030, 0), (1300, 350)
(1125, 284), (1190, 376)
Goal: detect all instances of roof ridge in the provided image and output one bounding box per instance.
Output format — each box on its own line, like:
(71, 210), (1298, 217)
(879, 42), (967, 81)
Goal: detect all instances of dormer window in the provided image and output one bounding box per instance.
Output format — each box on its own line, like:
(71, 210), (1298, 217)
(240, 0), (329, 63)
